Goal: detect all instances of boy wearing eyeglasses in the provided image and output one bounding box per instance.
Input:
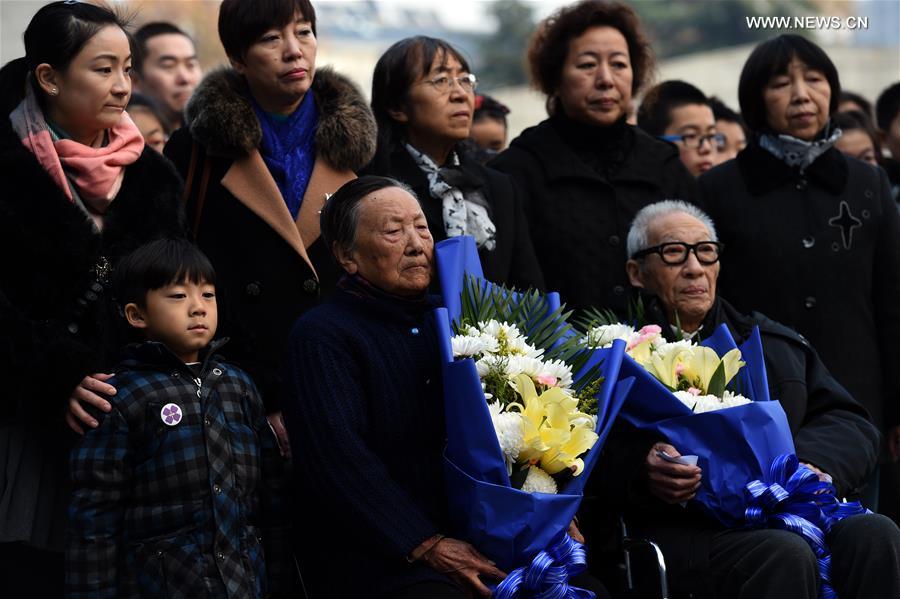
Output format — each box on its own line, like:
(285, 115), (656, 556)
(638, 80), (727, 177)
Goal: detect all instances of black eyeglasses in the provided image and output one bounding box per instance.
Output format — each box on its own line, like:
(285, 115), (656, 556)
(660, 133), (727, 151)
(632, 241), (724, 265)
(419, 73), (478, 95)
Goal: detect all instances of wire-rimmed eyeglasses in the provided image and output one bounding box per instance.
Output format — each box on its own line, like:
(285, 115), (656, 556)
(419, 73), (478, 94)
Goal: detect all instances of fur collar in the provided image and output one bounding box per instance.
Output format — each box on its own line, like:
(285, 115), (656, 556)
(184, 67), (376, 171)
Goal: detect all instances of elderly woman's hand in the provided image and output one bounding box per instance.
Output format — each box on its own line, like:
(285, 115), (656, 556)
(66, 373), (115, 434)
(645, 442), (702, 505)
(420, 537), (506, 597)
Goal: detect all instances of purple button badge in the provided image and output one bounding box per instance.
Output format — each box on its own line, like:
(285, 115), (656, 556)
(160, 403), (183, 426)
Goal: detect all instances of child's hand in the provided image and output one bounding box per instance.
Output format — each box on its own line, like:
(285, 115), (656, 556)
(266, 411), (292, 458)
(66, 373), (115, 434)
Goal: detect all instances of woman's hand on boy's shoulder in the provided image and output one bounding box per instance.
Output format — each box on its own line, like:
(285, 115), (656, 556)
(66, 373), (115, 434)
(266, 411), (292, 458)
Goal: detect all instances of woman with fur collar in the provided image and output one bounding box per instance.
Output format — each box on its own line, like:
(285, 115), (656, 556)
(0, 3), (185, 593)
(164, 0), (376, 453)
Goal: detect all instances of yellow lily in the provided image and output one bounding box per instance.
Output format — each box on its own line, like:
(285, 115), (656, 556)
(681, 347), (745, 393)
(508, 374), (599, 475)
(645, 346), (689, 389)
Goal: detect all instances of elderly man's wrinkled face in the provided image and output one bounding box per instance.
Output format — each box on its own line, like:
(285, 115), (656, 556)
(339, 187), (434, 296)
(626, 212), (719, 331)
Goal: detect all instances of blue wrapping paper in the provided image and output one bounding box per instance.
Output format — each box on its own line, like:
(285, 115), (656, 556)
(434, 236), (632, 578)
(617, 323), (797, 526)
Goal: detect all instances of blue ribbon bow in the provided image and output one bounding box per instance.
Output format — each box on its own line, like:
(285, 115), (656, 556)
(744, 454), (869, 599)
(492, 532), (595, 599)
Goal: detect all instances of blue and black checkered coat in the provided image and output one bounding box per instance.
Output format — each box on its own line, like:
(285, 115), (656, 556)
(66, 340), (292, 598)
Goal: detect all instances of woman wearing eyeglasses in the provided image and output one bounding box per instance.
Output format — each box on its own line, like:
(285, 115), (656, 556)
(698, 35), (900, 512)
(365, 36), (544, 290)
(490, 0), (696, 316)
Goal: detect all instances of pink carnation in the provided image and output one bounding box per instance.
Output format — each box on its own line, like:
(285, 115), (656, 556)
(536, 374), (558, 387)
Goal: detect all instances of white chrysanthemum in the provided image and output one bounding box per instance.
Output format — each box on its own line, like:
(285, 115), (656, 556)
(452, 335), (488, 358)
(675, 390), (752, 413)
(540, 358), (573, 389)
(655, 339), (695, 359)
(488, 402), (525, 463)
(586, 323), (635, 347)
(479, 320), (524, 344)
(476, 354), (504, 378)
(521, 466), (558, 494)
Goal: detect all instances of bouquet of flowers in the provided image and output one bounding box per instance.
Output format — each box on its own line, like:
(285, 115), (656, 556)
(434, 237), (633, 597)
(583, 319), (868, 598)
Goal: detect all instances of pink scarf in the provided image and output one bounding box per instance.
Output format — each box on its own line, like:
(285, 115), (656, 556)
(10, 80), (145, 228)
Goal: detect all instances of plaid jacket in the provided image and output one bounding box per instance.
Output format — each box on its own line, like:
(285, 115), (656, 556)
(66, 340), (292, 598)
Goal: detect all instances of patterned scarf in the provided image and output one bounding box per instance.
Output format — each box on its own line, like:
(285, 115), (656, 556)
(9, 77), (144, 229)
(405, 143), (496, 251)
(759, 125), (842, 174)
(250, 91), (318, 219)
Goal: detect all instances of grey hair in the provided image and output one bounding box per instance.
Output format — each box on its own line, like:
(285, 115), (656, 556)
(626, 200), (718, 259)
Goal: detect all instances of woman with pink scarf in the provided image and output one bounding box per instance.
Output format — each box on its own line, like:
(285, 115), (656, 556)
(0, 2), (185, 593)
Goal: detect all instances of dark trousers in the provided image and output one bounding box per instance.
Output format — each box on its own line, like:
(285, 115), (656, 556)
(0, 542), (63, 598)
(648, 513), (900, 599)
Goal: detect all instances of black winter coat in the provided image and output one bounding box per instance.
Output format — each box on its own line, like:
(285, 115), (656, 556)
(0, 97), (185, 549)
(582, 296), (880, 595)
(164, 68), (376, 413)
(367, 145), (545, 290)
(490, 114), (697, 315)
(698, 143), (900, 430)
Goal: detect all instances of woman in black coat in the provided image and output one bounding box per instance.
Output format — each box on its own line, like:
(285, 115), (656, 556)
(365, 36), (544, 291)
(490, 0), (696, 315)
(697, 35), (900, 510)
(164, 0), (376, 441)
(0, 3), (185, 592)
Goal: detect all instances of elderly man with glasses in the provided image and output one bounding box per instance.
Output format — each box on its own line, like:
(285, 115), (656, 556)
(580, 200), (900, 599)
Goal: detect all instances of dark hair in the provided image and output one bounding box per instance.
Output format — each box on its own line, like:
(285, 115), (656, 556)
(370, 36), (471, 166)
(738, 35), (840, 133)
(875, 82), (900, 133)
(527, 1), (654, 104)
(320, 176), (416, 259)
(473, 94), (510, 126)
(637, 80), (710, 136)
(838, 90), (873, 120)
(833, 109), (883, 163)
(218, 0), (317, 61)
(127, 92), (171, 133)
(0, 1), (131, 114)
(114, 238), (216, 308)
(133, 21), (193, 75)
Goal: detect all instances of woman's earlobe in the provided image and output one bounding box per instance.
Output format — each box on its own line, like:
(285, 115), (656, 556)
(388, 108), (409, 123)
(33, 64), (58, 97)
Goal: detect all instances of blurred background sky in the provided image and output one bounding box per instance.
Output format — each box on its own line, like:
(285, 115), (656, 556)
(2, 0), (898, 139)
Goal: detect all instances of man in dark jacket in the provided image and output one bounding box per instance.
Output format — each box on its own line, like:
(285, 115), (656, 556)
(583, 200), (899, 599)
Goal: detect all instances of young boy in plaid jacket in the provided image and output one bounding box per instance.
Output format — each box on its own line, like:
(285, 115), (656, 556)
(66, 239), (295, 598)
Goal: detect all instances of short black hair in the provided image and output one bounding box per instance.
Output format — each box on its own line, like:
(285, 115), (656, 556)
(833, 109), (883, 161)
(637, 80), (710, 136)
(370, 36), (470, 167)
(127, 92), (171, 133)
(473, 94), (510, 126)
(876, 82), (900, 133)
(709, 96), (748, 135)
(839, 90), (873, 120)
(738, 35), (840, 133)
(114, 238), (216, 308)
(320, 176), (416, 260)
(218, 0), (317, 62)
(133, 21), (194, 75)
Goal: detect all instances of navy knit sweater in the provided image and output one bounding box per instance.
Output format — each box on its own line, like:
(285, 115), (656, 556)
(282, 277), (451, 597)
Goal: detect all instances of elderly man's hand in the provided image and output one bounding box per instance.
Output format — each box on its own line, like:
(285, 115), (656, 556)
(645, 442), (702, 505)
(421, 537), (506, 597)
